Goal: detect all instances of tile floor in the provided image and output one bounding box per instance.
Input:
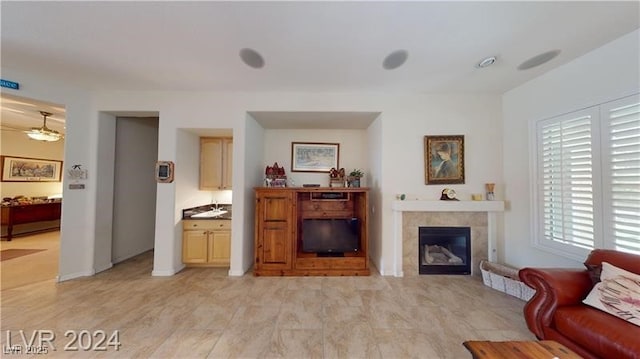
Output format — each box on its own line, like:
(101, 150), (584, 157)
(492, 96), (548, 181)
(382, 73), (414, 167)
(1, 246), (535, 358)
(0, 231), (59, 290)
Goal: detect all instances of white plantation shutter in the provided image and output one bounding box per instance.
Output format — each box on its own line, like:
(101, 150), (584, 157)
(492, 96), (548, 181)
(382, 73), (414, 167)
(601, 96), (640, 254)
(537, 108), (598, 254)
(533, 94), (640, 259)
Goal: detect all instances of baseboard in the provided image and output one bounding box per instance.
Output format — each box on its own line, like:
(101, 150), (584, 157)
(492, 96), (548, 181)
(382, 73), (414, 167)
(94, 262), (113, 274)
(370, 259), (404, 277)
(228, 269), (246, 276)
(57, 269), (95, 282)
(152, 263), (184, 277)
(151, 269), (176, 276)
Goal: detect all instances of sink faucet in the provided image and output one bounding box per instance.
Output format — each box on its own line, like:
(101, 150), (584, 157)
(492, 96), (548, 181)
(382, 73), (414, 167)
(211, 199), (218, 211)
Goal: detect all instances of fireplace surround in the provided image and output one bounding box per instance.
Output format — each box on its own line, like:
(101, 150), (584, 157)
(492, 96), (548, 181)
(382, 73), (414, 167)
(391, 200), (504, 277)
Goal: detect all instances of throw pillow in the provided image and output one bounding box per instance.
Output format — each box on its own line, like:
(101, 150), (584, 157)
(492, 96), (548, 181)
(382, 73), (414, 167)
(584, 263), (602, 285)
(583, 262), (640, 327)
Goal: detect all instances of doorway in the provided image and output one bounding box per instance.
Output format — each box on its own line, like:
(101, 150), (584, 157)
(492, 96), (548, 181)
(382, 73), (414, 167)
(111, 117), (159, 264)
(0, 93), (66, 289)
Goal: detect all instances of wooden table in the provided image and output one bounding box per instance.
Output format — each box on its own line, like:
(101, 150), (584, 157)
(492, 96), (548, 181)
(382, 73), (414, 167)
(463, 340), (581, 359)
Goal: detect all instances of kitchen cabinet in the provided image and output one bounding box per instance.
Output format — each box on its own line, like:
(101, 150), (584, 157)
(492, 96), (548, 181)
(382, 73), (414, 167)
(200, 137), (233, 190)
(182, 219), (230, 266)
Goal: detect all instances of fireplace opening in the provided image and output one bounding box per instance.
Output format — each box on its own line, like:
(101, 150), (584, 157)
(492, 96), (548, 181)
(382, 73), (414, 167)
(419, 226), (471, 275)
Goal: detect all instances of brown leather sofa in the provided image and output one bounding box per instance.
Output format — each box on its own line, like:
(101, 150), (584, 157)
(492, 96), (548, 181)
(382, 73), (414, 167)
(519, 249), (640, 359)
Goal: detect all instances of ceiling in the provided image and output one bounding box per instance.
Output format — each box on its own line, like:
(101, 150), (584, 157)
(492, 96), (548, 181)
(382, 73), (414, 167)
(1, 1), (639, 132)
(0, 93), (66, 135)
(250, 111), (380, 129)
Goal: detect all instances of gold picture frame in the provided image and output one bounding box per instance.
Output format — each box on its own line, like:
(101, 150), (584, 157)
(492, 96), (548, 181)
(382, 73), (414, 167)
(1, 156), (63, 182)
(424, 135), (465, 185)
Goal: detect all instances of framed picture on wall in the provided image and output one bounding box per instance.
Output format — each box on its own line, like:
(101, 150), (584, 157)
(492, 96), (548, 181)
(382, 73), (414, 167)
(424, 135), (465, 185)
(291, 142), (340, 173)
(1, 156), (63, 182)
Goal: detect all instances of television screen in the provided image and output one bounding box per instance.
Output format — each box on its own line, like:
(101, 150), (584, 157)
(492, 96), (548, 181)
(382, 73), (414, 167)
(302, 218), (360, 253)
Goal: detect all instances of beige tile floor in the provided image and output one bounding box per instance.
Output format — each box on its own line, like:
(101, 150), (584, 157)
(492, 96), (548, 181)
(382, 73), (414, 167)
(1, 239), (536, 358)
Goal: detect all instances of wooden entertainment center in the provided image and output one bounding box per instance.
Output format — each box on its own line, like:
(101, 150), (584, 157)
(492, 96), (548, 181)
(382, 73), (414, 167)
(254, 187), (369, 276)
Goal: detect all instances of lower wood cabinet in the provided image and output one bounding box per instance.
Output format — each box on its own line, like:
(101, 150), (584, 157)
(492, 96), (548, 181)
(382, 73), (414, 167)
(182, 220), (230, 267)
(255, 189), (293, 272)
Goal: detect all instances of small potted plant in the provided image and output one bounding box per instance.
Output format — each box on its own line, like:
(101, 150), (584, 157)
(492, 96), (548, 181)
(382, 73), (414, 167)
(348, 169), (364, 188)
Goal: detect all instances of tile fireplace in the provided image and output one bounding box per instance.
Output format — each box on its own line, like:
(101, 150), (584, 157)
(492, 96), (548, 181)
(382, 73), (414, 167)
(391, 200), (504, 277)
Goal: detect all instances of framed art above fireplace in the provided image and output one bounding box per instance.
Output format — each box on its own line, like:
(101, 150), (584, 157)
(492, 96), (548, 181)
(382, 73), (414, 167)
(424, 135), (465, 185)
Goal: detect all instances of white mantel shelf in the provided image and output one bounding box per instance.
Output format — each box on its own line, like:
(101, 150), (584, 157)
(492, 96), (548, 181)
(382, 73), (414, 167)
(391, 200), (504, 212)
(391, 200), (505, 277)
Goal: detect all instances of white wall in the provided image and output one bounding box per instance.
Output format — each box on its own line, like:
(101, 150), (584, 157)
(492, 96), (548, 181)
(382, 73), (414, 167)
(175, 129), (203, 213)
(5, 27), (636, 278)
(263, 129), (369, 187)
(375, 95), (503, 274)
(93, 112), (117, 273)
(1, 70), (95, 281)
(1, 72), (503, 279)
(366, 114), (383, 271)
(502, 29), (640, 269)
(111, 117), (158, 264)
(236, 114), (265, 275)
(0, 129), (65, 198)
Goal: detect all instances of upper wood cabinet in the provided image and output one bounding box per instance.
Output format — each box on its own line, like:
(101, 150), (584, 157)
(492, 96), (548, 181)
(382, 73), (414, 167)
(200, 137), (233, 190)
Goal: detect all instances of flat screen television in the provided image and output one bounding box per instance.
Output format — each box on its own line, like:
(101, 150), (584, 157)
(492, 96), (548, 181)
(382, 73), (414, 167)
(302, 218), (360, 253)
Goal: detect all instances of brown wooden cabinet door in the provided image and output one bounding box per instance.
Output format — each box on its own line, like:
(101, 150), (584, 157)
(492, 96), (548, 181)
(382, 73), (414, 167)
(262, 223), (289, 264)
(255, 190), (293, 271)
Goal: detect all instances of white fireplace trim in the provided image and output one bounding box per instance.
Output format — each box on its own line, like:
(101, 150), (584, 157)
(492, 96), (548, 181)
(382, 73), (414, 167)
(391, 200), (505, 277)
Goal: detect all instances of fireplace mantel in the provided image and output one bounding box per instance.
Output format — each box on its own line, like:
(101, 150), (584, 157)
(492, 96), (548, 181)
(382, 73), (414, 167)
(392, 200), (504, 212)
(391, 200), (505, 277)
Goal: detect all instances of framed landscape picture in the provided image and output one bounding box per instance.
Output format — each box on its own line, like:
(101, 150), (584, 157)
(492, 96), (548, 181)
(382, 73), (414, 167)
(1, 156), (63, 182)
(424, 135), (465, 185)
(291, 142), (340, 173)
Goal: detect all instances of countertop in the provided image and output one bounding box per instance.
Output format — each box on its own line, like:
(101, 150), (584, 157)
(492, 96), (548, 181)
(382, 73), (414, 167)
(182, 204), (232, 220)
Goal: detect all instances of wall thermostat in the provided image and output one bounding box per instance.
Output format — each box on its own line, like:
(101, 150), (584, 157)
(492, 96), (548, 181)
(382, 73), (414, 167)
(156, 161), (174, 183)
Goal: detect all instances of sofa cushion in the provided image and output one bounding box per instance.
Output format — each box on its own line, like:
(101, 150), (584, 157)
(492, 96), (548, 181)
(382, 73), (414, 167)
(554, 306), (640, 359)
(583, 262), (640, 327)
(584, 263), (602, 285)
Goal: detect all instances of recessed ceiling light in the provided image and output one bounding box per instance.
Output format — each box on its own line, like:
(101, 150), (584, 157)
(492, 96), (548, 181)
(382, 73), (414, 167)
(383, 50), (409, 70)
(239, 48), (265, 69)
(476, 56), (497, 68)
(517, 50), (561, 70)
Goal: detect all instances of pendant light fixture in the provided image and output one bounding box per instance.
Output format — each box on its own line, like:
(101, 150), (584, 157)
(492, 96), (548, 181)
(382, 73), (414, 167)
(25, 111), (62, 142)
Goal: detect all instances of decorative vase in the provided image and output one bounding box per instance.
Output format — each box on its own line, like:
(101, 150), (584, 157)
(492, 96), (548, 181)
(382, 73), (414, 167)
(349, 178), (361, 188)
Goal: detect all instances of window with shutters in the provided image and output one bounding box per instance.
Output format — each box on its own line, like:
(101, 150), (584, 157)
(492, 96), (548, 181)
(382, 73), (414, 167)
(532, 94), (640, 260)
